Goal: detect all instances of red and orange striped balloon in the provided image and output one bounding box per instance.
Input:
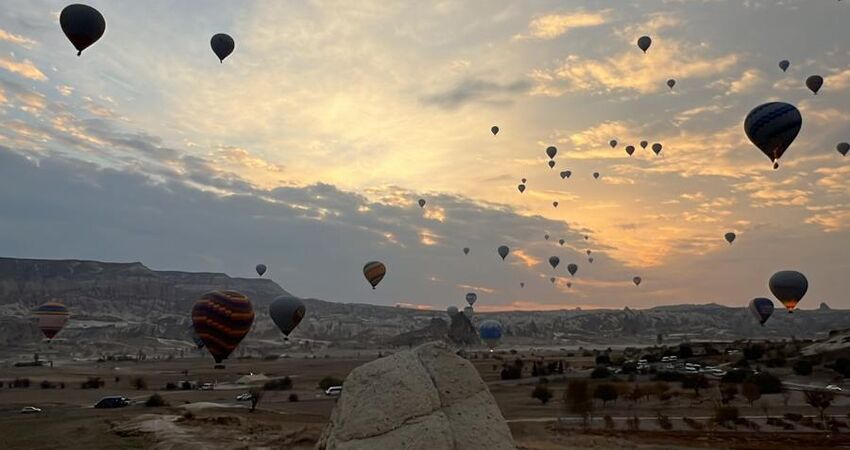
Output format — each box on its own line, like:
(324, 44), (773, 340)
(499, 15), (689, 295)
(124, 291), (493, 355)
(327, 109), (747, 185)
(33, 302), (70, 340)
(363, 261), (386, 289)
(191, 290), (254, 364)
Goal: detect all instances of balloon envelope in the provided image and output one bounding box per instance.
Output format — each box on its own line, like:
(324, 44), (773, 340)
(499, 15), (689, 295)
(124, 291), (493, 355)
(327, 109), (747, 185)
(479, 320), (503, 349)
(210, 33), (235, 62)
(548, 256), (560, 269)
(652, 143), (662, 155)
(558, 239), (565, 246)
(192, 291), (254, 364)
(552, 201), (559, 208)
(466, 292), (478, 306)
(255, 264), (267, 276)
(491, 126), (499, 135)
(463, 247), (470, 255)
(778, 60), (790, 72)
(637, 36), (652, 53)
(769, 270), (808, 312)
(363, 261), (387, 289)
(593, 172), (600, 179)
(744, 102), (802, 167)
(269, 296), (306, 337)
(560, 171), (570, 179)
(33, 302), (70, 340)
(546, 146), (557, 159)
(548, 161), (556, 169)
(633, 277), (642, 286)
(725, 232), (736, 244)
(806, 75), (823, 94)
(518, 184), (526, 193)
(497, 245), (509, 260)
(418, 199), (426, 208)
(567, 264), (578, 276)
(625, 146), (635, 156)
(667, 79), (676, 89)
(640, 141), (648, 149)
(609, 140), (618, 148)
(749, 297), (775, 326)
(60, 4), (106, 56)
(837, 142), (849, 156)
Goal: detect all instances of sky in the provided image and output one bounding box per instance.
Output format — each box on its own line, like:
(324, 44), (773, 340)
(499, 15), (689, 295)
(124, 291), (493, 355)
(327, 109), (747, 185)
(1, 0), (849, 311)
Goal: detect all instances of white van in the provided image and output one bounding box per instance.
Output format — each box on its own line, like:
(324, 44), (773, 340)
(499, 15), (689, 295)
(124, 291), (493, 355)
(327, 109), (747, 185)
(325, 386), (342, 396)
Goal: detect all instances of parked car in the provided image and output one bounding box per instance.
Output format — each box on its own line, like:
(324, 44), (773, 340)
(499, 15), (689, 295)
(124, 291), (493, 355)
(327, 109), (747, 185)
(94, 396), (130, 409)
(20, 406), (42, 414)
(236, 393), (253, 401)
(199, 383), (215, 391)
(325, 386), (342, 396)
(826, 385), (843, 392)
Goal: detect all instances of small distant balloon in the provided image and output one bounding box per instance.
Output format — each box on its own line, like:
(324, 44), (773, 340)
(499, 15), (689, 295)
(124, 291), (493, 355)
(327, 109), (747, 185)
(497, 245), (510, 260)
(609, 140), (618, 148)
(652, 143), (662, 155)
(491, 126), (499, 135)
(546, 146), (557, 159)
(549, 256), (560, 269)
(625, 145), (635, 156)
(558, 239), (565, 246)
(60, 4), (106, 56)
(584, 235), (589, 240)
(521, 178), (527, 184)
(566, 281), (572, 288)
(593, 172), (600, 179)
(637, 36), (652, 53)
(548, 160), (556, 169)
(586, 249), (592, 256)
(749, 297), (775, 326)
(210, 33), (235, 63)
(463, 247), (470, 255)
(363, 261), (387, 289)
(418, 198), (426, 208)
(466, 292), (478, 307)
(633, 276), (642, 286)
(33, 302), (70, 340)
(667, 79), (676, 89)
(520, 282), (525, 288)
(255, 264), (267, 277)
(567, 264), (578, 276)
(560, 171), (570, 179)
(806, 75), (823, 95)
(588, 257), (594, 263)
(778, 60), (790, 72)
(518, 184), (526, 193)
(552, 201), (559, 208)
(725, 232), (736, 244)
(640, 141), (648, 149)
(838, 142), (850, 156)
(544, 234), (550, 240)
(550, 277), (556, 284)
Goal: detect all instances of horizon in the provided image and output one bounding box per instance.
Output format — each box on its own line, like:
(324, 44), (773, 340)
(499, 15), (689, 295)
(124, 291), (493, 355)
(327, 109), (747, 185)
(2, 1), (850, 311)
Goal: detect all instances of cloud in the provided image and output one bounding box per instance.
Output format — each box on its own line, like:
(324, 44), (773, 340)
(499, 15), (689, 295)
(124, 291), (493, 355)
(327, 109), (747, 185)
(0, 55), (46, 81)
(0, 28), (36, 47)
(421, 78), (531, 109)
(515, 10), (611, 40)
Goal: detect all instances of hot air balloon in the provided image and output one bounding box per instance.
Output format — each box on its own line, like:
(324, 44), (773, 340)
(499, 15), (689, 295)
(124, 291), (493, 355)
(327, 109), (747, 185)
(191, 290), (254, 366)
(479, 320), (502, 349)
(637, 36), (652, 53)
(549, 256), (560, 269)
(491, 126), (499, 135)
(769, 270), (808, 313)
(633, 276), (642, 286)
(640, 141), (648, 149)
(553, 201), (559, 208)
(418, 198), (426, 208)
(725, 232), (736, 244)
(463, 247), (470, 255)
(586, 250), (592, 256)
(566, 281), (572, 288)
(584, 235), (589, 240)
(588, 257), (594, 263)
(466, 292), (478, 306)
(521, 178), (527, 184)
(548, 161), (556, 169)
(546, 146), (557, 159)
(497, 245), (510, 260)
(806, 75), (823, 95)
(255, 264), (267, 277)
(625, 146), (635, 156)
(447, 306), (459, 317)
(544, 234), (550, 240)
(558, 239), (565, 246)
(778, 60), (790, 72)
(667, 79), (676, 89)
(610, 140), (618, 148)
(550, 277), (556, 284)
(749, 298), (775, 326)
(269, 296), (306, 338)
(33, 302), (70, 340)
(363, 261), (386, 289)
(837, 142), (849, 156)
(520, 282), (525, 288)
(210, 33), (235, 63)
(744, 102), (802, 169)
(518, 184), (526, 193)
(464, 306), (474, 317)
(567, 264), (578, 276)
(560, 171), (570, 179)
(593, 172), (600, 179)
(652, 143), (662, 155)
(59, 4), (106, 56)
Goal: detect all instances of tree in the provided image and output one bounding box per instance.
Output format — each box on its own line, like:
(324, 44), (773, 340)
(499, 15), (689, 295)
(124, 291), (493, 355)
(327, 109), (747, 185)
(532, 384), (553, 404)
(678, 344), (694, 359)
(741, 382), (761, 406)
(595, 354), (611, 366)
(593, 383), (619, 406)
(564, 380), (593, 426)
(248, 388), (263, 412)
(590, 366), (611, 379)
(804, 391), (834, 425)
(131, 377), (148, 390)
(792, 359), (813, 376)
(747, 371), (782, 394)
(714, 405), (739, 428)
(743, 344), (765, 361)
(681, 374), (710, 396)
(719, 383), (738, 404)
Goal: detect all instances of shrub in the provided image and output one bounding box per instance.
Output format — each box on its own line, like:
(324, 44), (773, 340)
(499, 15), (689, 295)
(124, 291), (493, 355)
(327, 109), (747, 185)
(655, 371), (684, 383)
(719, 383), (738, 404)
(792, 359), (813, 376)
(827, 358), (850, 377)
(593, 383), (618, 406)
(81, 377), (104, 389)
(145, 393), (169, 407)
(181, 410), (195, 421)
(657, 412), (673, 430)
(131, 377), (148, 390)
(747, 371), (781, 394)
(595, 354), (611, 366)
(532, 384), (553, 405)
(564, 380), (593, 424)
(714, 405), (739, 427)
(741, 382), (761, 406)
(40, 380), (56, 389)
(180, 381), (193, 390)
(683, 417), (704, 430)
(263, 376), (293, 391)
(248, 388), (263, 412)
(681, 374), (710, 395)
(677, 344), (693, 359)
(288, 393), (299, 402)
(721, 369), (752, 383)
(783, 413), (803, 422)
(318, 376), (344, 390)
(165, 382), (177, 390)
(743, 345), (765, 361)
(590, 366), (611, 379)
(13, 378), (31, 388)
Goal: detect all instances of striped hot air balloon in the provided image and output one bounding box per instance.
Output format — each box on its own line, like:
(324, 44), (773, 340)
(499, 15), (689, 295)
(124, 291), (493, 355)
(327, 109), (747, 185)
(744, 102), (802, 169)
(191, 291), (254, 365)
(33, 302), (70, 340)
(363, 261), (386, 289)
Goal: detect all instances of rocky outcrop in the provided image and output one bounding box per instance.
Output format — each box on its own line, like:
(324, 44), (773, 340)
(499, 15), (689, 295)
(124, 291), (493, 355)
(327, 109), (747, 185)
(317, 342), (515, 450)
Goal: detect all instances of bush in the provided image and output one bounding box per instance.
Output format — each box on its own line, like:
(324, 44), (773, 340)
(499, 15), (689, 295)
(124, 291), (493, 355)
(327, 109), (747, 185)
(714, 405), (739, 427)
(783, 413), (803, 422)
(13, 378), (31, 388)
(595, 354), (611, 366)
(827, 358), (850, 378)
(743, 345), (765, 361)
(720, 383), (738, 404)
(681, 374), (710, 395)
(683, 417), (704, 430)
(263, 376), (293, 391)
(131, 377), (148, 390)
(655, 371), (684, 382)
(319, 376), (344, 390)
(792, 359), (813, 376)
(590, 366), (611, 379)
(288, 393), (299, 402)
(593, 383), (618, 406)
(657, 412), (673, 430)
(145, 393), (169, 407)
(677, 344), (693, 359)
(532, 384), (553, 404)
(181, 410), (195, 421)
(721, 369), (752, 383)
(747, 371), (782, 394)
(40, 380), (56, 389)
(81, 377), (104, 389)
(165, 382), (177, 390)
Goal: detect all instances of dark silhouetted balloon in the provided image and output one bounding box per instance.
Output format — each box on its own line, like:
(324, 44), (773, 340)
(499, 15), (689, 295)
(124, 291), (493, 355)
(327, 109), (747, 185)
(33, 302), (70, 340)
(806, 75), (823, 94)
(667, 79), (676, 89)
(640, 141), (648, 149)
(593, 172), (600, 179)
(744, 102), (802, 169)
(418, 198), (426, 208)
(211, 33), (235, 63)
(60, 4), (106, 56)
(838, 142), (850, 156)
(466, 292), (477, 306)
(548, 160), (556, 169)
(609, 140), (618, 148)
(463, 247), (470, 255)
(546, 146), (557, 159)
(491, 126), (499, 135)
(625, 145), (635, 156)
(544, 234), (550, 240)
(749, 297), (774, 326)
(269, 296), (306, 337)
(255, 264), (267, 277)
(363, 261), (386, 289)
(588, 257), (594, 263)
(633, 276), (642, 286)
(558, 239), (565, 246)
(521, 178), (527, 183)
(560, 170), (570, 179)
(518, 184), (526, 193)
(479, 320), (503, 349)
(637, 36), (652, 53)
(725, 232), (736, 244)
(497, 245), (509, 260)
(553, 201), (559, 208)
(652, 143), (662, 155)
(550, 277), (556, 284)
(520, 282), (525, 288)
(549, 256), (560, 269)
(778, 60), (790, 72)
(586, 249), (592, 256)
(567, 263), (578, 276)
(769, 270), (808, 313)
(566, 281), (572, 288)
(192, 291), (254, 365)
